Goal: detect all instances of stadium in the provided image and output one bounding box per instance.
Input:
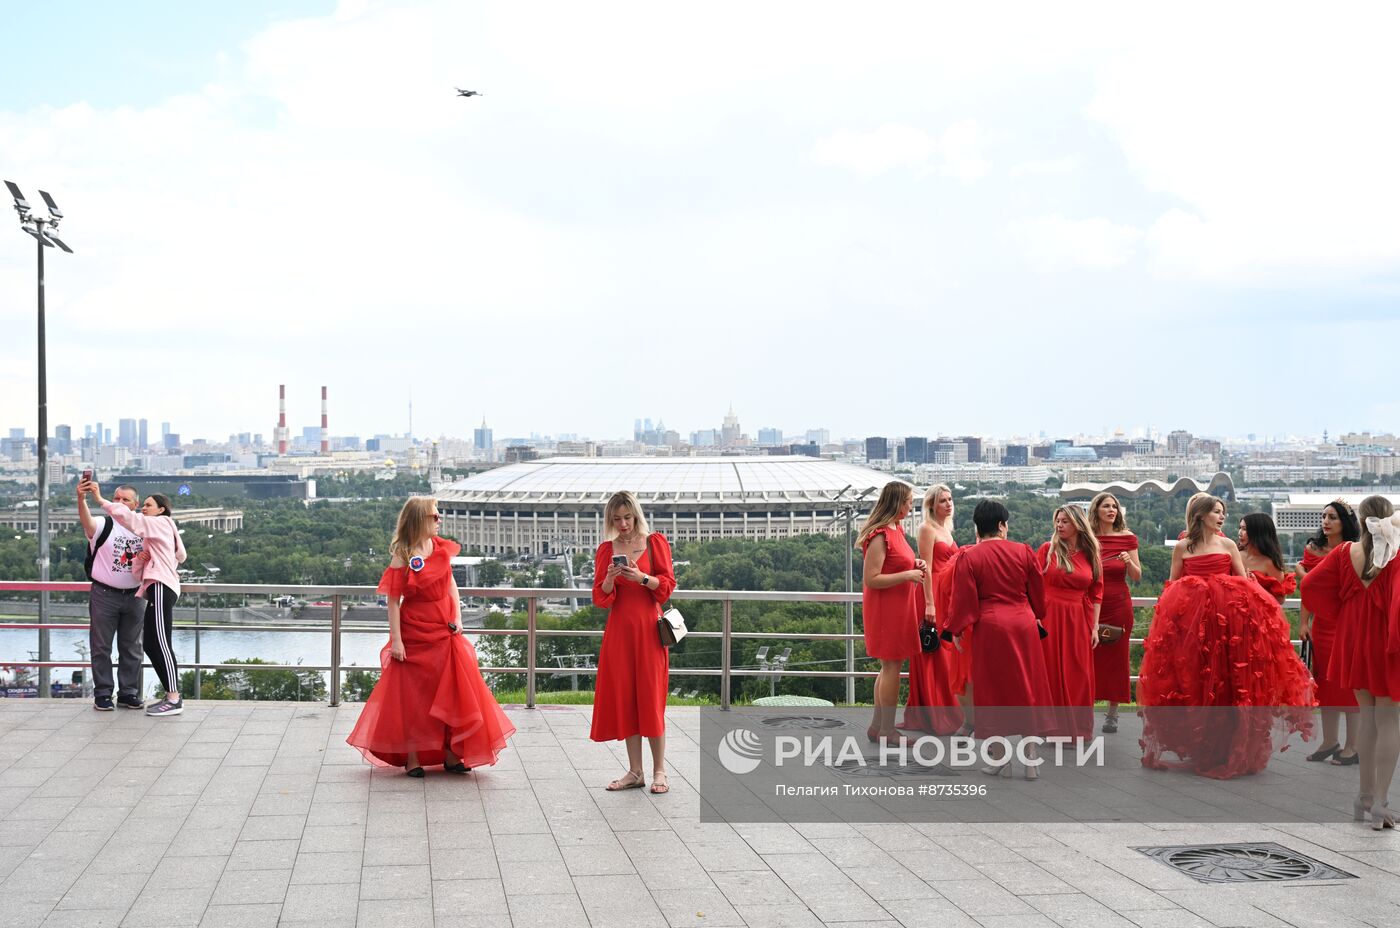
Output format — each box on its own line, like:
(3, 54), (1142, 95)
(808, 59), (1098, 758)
(436, 456), (902, 555)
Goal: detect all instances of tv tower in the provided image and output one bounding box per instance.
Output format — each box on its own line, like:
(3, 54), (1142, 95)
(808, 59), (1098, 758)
(320, 386), (329, 454)
(275, 385), (289, 455)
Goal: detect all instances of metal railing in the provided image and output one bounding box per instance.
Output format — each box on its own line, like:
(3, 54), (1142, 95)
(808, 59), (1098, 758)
(0, 582), (1304, 709)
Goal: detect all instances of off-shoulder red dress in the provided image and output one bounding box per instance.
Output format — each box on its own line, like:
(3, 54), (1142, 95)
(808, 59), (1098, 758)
(1038, 544), (1103, 740)
(1093, 532), (1137, 704)
(900, 538), (964, 734)
(347, 536), (516, 769)
(590, 533), (677, 741)
(861, 526), (920, 661)
(1301, 543), (1400, 698)
(1298, 546), (1358, 710)
(1138, 553), (1314, 779)
(945, 539), (1052, 737)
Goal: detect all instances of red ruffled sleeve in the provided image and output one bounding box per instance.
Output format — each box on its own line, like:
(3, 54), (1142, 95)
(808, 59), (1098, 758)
(1300, 543), (1346, 616)
(646, 533), (677, 603)
(592, 542), (618, 608)
(1250, 571), (1296, 599)
(377, 565), (407, 599)
(1089, 559), (1105, 604)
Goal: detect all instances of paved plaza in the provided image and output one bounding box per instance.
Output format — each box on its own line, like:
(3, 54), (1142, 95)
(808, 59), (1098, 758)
(3, 700), (1400, 928)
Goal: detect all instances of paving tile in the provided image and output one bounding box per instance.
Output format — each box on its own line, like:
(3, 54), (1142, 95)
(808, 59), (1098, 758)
(197, 903), (281, 928)
(433, 877), (509, 916)
(210, 868), (292, 906)
(291, 849), (363, 884)
(507, 892), (591, 928)
(40, 909), (127, 928)
(355, 896), (434, 928)
(278, 882), (360, 923)
(360, 863), (431, 900)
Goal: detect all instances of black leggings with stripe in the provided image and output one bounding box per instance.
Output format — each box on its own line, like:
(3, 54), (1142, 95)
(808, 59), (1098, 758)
(144, 582), (179, 696)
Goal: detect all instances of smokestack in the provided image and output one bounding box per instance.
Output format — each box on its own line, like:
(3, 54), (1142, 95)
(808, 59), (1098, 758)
(275, 384), (289, 455)
(320, 386), (329, 454)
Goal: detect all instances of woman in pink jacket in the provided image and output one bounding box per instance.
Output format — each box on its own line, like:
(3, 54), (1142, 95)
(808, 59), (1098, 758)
(84, 480), (188, 716)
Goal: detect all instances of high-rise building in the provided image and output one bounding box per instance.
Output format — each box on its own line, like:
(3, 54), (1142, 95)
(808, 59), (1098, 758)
(103, 428), (112, 446)
(757, 427), (783, 446)
(864, 436), (889, 462)
(904, 436), (929, 465)
(691, 429), (718, 447)
(1002, 444), (1029, 466)
(119, 419), (138, 449)
(95, 422), (103, 449)
(957, 436), (983, 464)
(164, 433), (180, 452)
(473, 418), (493, 452)
(1167, 430), (1193, 456)
(139, 419), (148, 451)
(53, 424), (72, 455)
(806, 428), (830, 447)
(721, 406), (742, 447)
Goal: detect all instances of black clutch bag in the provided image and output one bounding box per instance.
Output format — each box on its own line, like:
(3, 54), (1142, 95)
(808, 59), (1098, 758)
(919, 622), (941, 653)
(1299, 639), (1313, 670)
(1037, 622), (1048, 640)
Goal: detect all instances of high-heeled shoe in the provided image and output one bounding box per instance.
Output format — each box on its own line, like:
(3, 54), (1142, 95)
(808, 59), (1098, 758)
(405, 766), (425, 778)
(1024, 763), (1040, 781)
(981, 760), (1013, 778)
(443, 760), (470, 774)
(1372, 804), (1395, 831)
(1307, 743), (1341, 762)
(866, 726), (880, 744)
(1353, 793), (1373, 822)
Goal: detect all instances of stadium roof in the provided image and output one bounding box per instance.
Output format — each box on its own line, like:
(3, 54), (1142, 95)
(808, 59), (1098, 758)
(439, 456), (902, 503)
(1058, 471), (1235, 501)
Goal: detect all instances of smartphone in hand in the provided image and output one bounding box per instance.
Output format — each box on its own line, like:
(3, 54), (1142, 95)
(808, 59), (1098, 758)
(81, 469), (92, 483)
(612, 555), (629, 567)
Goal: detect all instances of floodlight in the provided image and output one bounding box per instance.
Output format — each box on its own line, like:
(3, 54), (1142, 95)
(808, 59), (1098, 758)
(38, 190), (63, 219)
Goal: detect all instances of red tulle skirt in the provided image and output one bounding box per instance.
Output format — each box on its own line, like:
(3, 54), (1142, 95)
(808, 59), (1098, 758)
(347, 620), (515, 769)
(1137, 575), (1314, 779)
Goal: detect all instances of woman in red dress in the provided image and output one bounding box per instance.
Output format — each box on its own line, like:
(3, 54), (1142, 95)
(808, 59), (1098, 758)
(946, 499), (1051, 778)
(347, 497), (516, 776)
(1090, 493), (1139, 734)
(1138, 495), (1314, 779)
(899, 484), (965, 735)
(1301, 496), (1400, 828)
(592, 491), (678, 794)
(1038, 505), (1103, 741)
(1295, 501), (1361, 765)
(859, 481), (926, 746)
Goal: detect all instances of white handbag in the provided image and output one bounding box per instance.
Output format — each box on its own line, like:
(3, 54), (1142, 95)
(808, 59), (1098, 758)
(657, 606), (688, 647)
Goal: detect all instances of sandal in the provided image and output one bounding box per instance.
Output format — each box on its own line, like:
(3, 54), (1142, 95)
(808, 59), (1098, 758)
(650, 771), (670, 795)
(1102, 716), (1118, 734)
(443, 761), (470, 774)
(606, 770), (645, 791)
(1331, 751), (1360, 767)
(1307, 743), (1340, 762)
(405, 766), (425, 779)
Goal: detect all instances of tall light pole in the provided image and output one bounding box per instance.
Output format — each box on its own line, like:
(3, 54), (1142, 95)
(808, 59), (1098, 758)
(5, 182), (73, 698)
(829, 485), (874, 705)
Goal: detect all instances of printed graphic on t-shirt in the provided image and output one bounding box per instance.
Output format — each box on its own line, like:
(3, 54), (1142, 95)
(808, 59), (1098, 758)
(109, 533), (143, 575)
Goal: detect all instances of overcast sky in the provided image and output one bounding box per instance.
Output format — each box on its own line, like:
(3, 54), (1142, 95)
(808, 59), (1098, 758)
(2, 1), (1398, 444)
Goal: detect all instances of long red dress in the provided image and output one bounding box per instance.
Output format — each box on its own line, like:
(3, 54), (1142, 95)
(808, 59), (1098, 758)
(1038, 544), (1102, 740)
(1298, 546), (1358, 711)
(1093, 532), (1137, 703)
(1138, 553), (1314, 779)
(347, 536), (516, 769)
(861, 526), (920, 661)
(1302, 543), (1400, 698)
(590, 533), (677, 741)
(946, 540), (1052, 737)
(899, 538), (964, 734)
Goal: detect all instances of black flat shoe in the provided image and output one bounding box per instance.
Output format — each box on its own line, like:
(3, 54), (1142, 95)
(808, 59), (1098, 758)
(443, 761), (470, 774)
(1331, 751), (1360, 766)
(406, 766), (425, 778)
(1306, 744), (1341, 762)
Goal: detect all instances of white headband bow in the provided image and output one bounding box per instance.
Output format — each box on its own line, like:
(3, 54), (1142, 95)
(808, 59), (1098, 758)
(1365, 512), (1400, 571)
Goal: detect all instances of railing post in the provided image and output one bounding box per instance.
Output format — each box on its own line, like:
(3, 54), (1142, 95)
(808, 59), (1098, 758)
(329, 594), (342, 707)
(721, 599), (732, 711)
(194, 594), (202, 700)
(526, 595), (537, 709)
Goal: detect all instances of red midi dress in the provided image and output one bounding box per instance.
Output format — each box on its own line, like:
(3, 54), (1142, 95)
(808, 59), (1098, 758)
(1093, 532), (1137, 704)
(590, 533), (677, 741)
(1302, 543), (1400, 698)
(1137, 553), (1314, 779)
(945, 539), (1053, 738)
(347, 536), (516, 769)
(900, 539), (965, 734)
(1038, 544), (1103, 740)
(861, 526), (920, 661)
(1298, 546), (1358, 711)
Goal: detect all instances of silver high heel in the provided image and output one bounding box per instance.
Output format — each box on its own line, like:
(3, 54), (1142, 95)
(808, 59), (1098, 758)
(1372, 803), (1395, 831)
(981, 760), (1014, 778)
(1354, 794), (1373, 822)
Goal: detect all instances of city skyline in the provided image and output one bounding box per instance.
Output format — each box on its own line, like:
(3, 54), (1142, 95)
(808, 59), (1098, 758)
(4, 3), (1400, 439)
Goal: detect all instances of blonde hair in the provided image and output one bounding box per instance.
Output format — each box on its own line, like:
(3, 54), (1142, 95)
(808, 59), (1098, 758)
(1358, 495), (1394, 581)
(1047, 505), (1102, 581)
(603, 490), (650, 541)
(922, 484), (952, 527)
(390, 496), (438, 562)
(1184, 494), (1225, 554)
(857, 481), (913, 548)
(1089, 492), (1127, 533)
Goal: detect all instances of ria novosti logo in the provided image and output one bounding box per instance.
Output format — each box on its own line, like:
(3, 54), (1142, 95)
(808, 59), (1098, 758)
(718, 729), (764, 774)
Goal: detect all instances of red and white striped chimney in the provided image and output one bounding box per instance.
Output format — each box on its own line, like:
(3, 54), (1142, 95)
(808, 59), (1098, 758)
(320, 386), (329, 454)
(276, 384), (288, 455)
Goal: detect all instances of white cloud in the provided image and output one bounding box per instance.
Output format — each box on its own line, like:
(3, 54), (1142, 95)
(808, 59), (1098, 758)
(811, 120), (987, 180)
(1008, 214), (1141, 272)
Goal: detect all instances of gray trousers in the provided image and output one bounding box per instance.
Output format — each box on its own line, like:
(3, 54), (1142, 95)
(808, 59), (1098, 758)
(89, 584), (144, 698)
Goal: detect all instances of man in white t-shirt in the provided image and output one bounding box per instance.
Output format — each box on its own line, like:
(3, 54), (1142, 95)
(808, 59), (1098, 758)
(78, 482), (145, 710)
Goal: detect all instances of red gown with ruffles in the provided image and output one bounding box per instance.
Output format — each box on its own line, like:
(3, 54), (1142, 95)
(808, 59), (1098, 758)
(1301, 543), (1400, 698)
(1093, 532), (1137, 703)
(1298, 546), (1358, 710)
(1138, 553), (1314, 779)
(861, 526), (920, 661)
(1038, 544), (1103, 740)
(900, 539), (965, 734)
(946, 539), (1052, 737)
(347, 536), (516, 769)
(590, 533), (676, 741)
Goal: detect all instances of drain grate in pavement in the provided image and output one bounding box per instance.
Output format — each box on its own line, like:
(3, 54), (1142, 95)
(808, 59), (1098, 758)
(757, 715), (848, 730)
(1135, 842), (1357, 884)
